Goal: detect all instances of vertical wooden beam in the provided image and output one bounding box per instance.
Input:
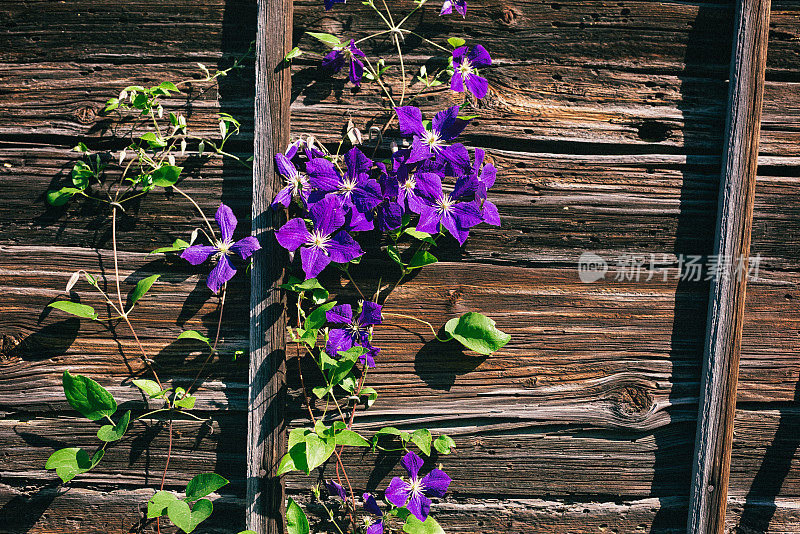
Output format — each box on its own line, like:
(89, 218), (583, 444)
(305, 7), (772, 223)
(248, 0), (292, 531)
(687, 0), (770, 532)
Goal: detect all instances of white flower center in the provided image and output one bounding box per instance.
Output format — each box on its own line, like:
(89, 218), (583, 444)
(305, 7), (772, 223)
(458, 59), (475, 77)
(215, 239), (232, 256)
(339, 177), (357, 195)
(288, 174), (308, 196)
(402, 175), (417, 193)
(409, 477), (425, 496)
(437, 193), (455, 215)
(346, 319), (363, 335)
(307, 230), (331, 251)
(424, 130), (443, 151)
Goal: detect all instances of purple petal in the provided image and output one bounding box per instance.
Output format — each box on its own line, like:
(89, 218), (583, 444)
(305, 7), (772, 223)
(326, 328), (355, 356)
(416, 206), (441, 234)
(360, 346), (378, 368)
(421, 469), (451, 498)
(345, 147), (373, 177)
(327, 304), (354, 324)
(345, 206), (375, 232)
(455, 0), (467, 16)
(359, 301), (383, 326)
(348, 39), (366, 57)
(350, 58), (364, 86)
(439, 144), (471, 175)
(414, 172), (443, 202)
(275, 152), (298, 178)
(482, 199), (501, 226)
(271, 186), (293, 208)
(452, 176), (479, 200)
(207, 254), (235, 294)
(432, 105), (459, 136)
(407, 138), (433, 165)
(468, 44), (492, 68)
(307, 158), (342, 193)
(323, 0), (345, 9)
(322, 48), (345, 72)
(215, 204), (237, 242)
(473, 148), (486, 175)
(363, 493), (383, 517)
(181, 245), (217, 266)
(366, 523), (384, 534)
(451, 45), (468, 62)
(451, 201), (483, 229)
(384, 477), (411, 507)
(480, 162), (496, 191)
(441, 212), (470, 245)
(401, 451), (424, 479)
(275, 218), (311, 252)
(406, 492), (432, 523)
(450, 72), (466, 93)
(465, 74), (489, 99)
(352, 179), (383, 212)
(300, 246), (332, 280)
(310, 195), (346, 236)
(377, 199), (403, 231)
(395, 106), (426, 138)
(324, 480), (347, 500)
(230, 236), (261, 259)
(327, 230), (364, 263)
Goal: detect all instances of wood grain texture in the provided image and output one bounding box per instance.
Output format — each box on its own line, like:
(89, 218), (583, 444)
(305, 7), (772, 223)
(688, 0), (772, 532)
(248, 0), (292, 531)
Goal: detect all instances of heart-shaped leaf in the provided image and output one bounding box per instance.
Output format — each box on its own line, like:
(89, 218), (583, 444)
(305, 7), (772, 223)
(410, 428), (432, 456)
(62, 371), (117, 420)
(97, 410), (131, 442)
(151, 164), (182, 187)
(185, 473), (229, 502)
(167, 498), (213, 533)
(334, 429), (370, 448)
(45, 447), (103, 483)
(403, 514), (445, 534)
(443, 312), (511, 355)
(148, 490), (178, 519)
(286, 498), (310, 534)
(433, 434), (456, 455)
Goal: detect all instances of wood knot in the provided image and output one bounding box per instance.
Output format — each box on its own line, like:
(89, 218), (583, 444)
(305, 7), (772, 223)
(609, 385), (652, 415)
(76, 106), (97, 124)
(635, 120), (671, 143)
(0, 333), (22, 362)
(499, 6), (519, 25)
(446, 288), (463, 307)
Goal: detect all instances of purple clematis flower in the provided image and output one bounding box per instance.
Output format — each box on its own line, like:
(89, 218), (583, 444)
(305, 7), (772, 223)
(326, 301), (382, 367)
(362, 493), (384, 534)
(271, 152), (310, 208)
(470, 148), (500, 226)
(180, 204), (261, 294)
(375, 164), (403, 231)
(306, 147), (383, 231)
(395, 105), (471, 170)
(385, 451), (451, 522)
(323, 0), (345, 10)
(286, 137), (326, 161)
(451, 45), (492, 99)
(322, 39), (366, 86)
(324, 480), (347, 500)
(415, 174), (483, 245)
(440, 0), (466, 16)
(274, 196), (364, 280)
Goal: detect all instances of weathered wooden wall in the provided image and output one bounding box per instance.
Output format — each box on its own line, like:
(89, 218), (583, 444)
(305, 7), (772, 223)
(1, 0), (800, 532)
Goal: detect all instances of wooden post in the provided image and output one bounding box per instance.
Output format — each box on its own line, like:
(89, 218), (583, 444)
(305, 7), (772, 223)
(248, 0), (292, 531)
(687, 0), (770, 532)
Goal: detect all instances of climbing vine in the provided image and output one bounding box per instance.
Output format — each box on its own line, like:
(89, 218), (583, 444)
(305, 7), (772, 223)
(41, 0), (508, 533)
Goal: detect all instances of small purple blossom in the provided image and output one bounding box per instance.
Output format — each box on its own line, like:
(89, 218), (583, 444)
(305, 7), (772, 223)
(394, 105), (471, 169)
(362, 493), (384, 534)
(286, 137), (326, 160)
(385, 451), (451, 522)
(451, 45), (492, 99)
(274, 196), (364, 280)
(326, 301), (382, 367)
(324, 480), (347, 500)
(180, 205), (261, 294)
(415, 174), (483, 245)
(271, 152), (310, 208)
(471, 148), (500, 226)
(322, 39), (366, 86)
(440, 0), (466, 17)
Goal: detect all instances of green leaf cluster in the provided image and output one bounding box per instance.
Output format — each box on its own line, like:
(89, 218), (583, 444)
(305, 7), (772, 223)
(147, 472), (229, 533)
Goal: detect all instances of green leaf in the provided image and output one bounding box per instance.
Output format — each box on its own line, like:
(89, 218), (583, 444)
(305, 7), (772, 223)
(305, 433), (335, 472)
(407, 250), (437, 270)
(374, 426), (411, 442)
(150, 238), (190, 254)
(286, 498), (310, 534)
(45, 447), (103, 483)
(404, 514), (445, 534)
(158, 81), (180, 92)
(148, 490), (178, 518)
(306, 31), (342, 47)
(185, 472), (229, 502)
(387, 245), (403, 266)
(46, 187), (82, 207)
(132, 378), (162, 398)
(104, 98), (120, 112)
(71, 161), (93, 188)
(305, 301), (336, 330)
(174, 394), (196, 409)
(403, 228), (436, 244)
(276, 452), (298, 475)
(167, 498), (213, 533)
(433, 434), (456, 455)
(97, 410), (130, 442)
(177, 329), (211, 345)
(238, 532), (259, 534)
(62, 370), (117, 420)
(443, 312), (511, 355)
(335, 429), (370, 447)
(151, 165), (182, 187)
(284, 47), (303, 61)
(140, 131), (167, 149)
(288, 442), (310, 475)
(447, 37), (466, 48)
(410, 428), (432, 456)
(359, 386), (378, 408)
(129, 274), (160, 305)
(48, 301), (98, 320)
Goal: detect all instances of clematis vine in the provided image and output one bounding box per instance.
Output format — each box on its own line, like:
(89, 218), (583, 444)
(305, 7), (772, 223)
(322, 39), (366, 86)
(385, 451), (452, 522)
(415, 173), (483, 245)
(326, 301), (382, 367)
(395, 105), (471, 170)
(274, 196), (364, 279)
(362, 493), (385, 534)
(451, 45), (492, 99)
(271, 152), (310, 208)
(180, 204), (261, 294)
(440, 0), (467, 17)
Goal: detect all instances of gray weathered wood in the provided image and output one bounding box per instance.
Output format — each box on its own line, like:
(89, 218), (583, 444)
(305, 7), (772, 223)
(687, 0), (772, 532)
(248, 0), (292, 531)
